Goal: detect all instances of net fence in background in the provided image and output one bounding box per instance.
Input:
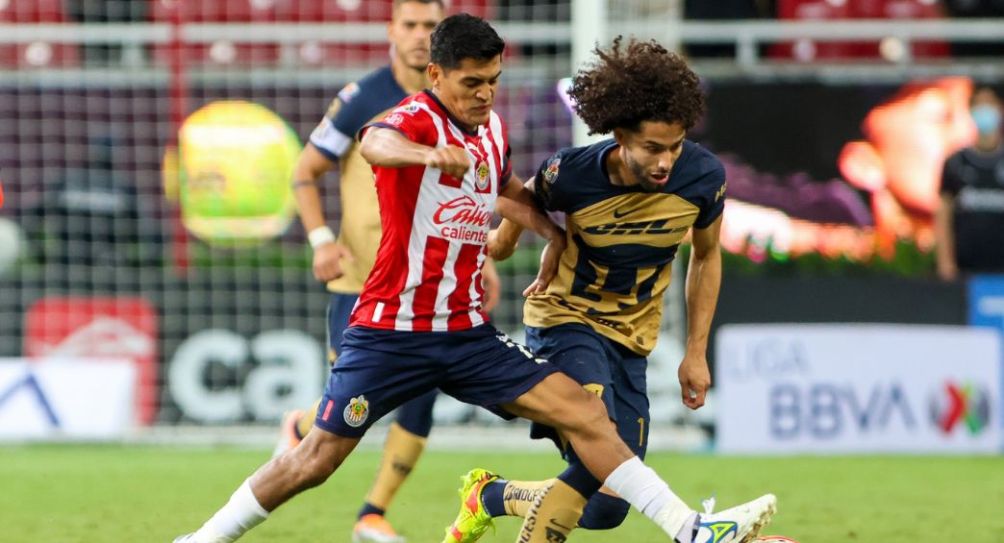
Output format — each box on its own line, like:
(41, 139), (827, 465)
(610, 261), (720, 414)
(0, 0), (706, 437)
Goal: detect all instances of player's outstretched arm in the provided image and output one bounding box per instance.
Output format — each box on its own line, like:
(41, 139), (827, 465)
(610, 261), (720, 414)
(679, 214), (723, 410)
(496, 176), (566, 296)
(291, 144), (354, 283)
(360, 127), (470, 179)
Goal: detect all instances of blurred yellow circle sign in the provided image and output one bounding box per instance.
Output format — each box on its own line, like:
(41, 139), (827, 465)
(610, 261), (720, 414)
(176, 100), (301, 245)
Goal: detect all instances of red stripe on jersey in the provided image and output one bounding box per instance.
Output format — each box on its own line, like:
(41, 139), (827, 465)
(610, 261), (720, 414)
(410, 235), (450, 332)
(439, 173), (463, 188)
(348, 163), (423, 328)
(446, 243), (483, 330)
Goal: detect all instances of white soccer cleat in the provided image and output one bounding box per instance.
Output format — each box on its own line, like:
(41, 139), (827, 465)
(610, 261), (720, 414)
(693, 494), (777, 543)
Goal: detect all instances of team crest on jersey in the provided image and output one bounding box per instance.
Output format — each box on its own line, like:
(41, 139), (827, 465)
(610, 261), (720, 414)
(337, 82), (360, 104)
(475, 161), (490, 190)
(543, 156), (561, 184)
(385, 113), (406, 127)
(343, 395), (370, 427)
(399, 102), (420, 115)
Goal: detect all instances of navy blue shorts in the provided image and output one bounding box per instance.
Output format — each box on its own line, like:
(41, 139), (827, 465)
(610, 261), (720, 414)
(315, 324), (559, 437)
(326, 293), (359, 362)
(526, 323), (650, 459)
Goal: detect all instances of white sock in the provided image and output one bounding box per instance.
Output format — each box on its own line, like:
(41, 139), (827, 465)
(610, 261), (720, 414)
(192, 480), (269, 543)
(603, 457), (694, 539)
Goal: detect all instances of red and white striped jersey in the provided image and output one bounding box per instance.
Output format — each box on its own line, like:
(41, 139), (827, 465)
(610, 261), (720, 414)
(350, 90), (512, 332)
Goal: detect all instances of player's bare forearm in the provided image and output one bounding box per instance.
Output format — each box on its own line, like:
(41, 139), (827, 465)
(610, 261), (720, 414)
(489, 176), (536, 260)
(685, 215), (723, 357)
(359, 127), (432, 168)
(291, 144), (336, 233)
(489, 218), (524, 261)
(496, 176), (562, 243)
(497, 176), (565, 295)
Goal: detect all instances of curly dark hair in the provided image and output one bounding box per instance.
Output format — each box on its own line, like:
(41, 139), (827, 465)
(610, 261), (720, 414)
(430, 14), (505, 70)
(569, 37), (705, 135)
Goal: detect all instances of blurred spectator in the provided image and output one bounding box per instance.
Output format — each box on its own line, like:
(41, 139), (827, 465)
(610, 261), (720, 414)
(19, 133), (165, 268)
(935, 86), (1004, 280)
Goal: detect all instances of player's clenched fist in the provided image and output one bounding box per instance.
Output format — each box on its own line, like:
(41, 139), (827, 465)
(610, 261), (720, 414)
(424, 145), (470, 179)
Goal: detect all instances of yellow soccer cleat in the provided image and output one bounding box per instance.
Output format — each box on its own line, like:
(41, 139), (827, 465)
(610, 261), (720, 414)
(442, 468), (499, 543)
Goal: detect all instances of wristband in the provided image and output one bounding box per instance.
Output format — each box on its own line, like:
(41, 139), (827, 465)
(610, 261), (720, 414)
(308, 226), (336, 249)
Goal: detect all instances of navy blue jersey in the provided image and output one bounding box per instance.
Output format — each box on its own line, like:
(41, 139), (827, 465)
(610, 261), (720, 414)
(307, 66), (409, 293)
(524, 138), (726, 355)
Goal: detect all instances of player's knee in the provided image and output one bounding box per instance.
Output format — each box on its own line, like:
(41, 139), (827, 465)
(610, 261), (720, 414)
(578, 493), (630, 530)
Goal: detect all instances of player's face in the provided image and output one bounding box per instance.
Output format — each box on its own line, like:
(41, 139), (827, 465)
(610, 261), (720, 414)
(616, 121), (687, 192)
(388, 1), (442, 71)
(429, 55), (502, 129)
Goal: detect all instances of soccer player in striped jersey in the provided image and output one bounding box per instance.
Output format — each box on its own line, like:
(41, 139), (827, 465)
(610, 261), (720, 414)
(277, 2), (498, 542)
(174, 16), (770, 543)
(442, 38), (777, 543)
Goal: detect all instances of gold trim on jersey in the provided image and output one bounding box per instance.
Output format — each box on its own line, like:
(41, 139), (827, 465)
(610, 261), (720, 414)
(524, 192), (699, 355)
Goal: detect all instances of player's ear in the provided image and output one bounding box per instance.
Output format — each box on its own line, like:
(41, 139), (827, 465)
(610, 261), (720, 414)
(838, 140), (887, 192)
(612, 128), (628, 147)
(428, 63), (441, 89)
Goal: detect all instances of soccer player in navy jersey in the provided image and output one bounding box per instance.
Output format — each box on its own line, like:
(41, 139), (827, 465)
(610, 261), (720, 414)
(443, 37), (776, 543)
(173, 17), (773, 543)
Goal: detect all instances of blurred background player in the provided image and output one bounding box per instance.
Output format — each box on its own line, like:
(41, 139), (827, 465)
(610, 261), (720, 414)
(444, 37), (771, 543)
(936, 85), (1004, 280)
(281, 1), (500, 541)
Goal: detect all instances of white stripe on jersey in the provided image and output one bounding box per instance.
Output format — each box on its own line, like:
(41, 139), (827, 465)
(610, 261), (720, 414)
(466, 249), (487, 328)
(486, 112), (505, 190)
(430, 241), (463, 331)
(394, 100), (448, 331)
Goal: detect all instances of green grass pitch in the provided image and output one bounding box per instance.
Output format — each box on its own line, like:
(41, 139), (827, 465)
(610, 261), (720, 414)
(2, 445), (1002, 542)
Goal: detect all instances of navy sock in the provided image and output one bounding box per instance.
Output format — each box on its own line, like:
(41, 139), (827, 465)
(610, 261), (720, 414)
(357, 502), (386, 519)
(481, 479), (508, 517)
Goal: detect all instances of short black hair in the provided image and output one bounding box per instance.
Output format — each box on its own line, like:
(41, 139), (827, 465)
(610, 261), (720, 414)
(392, 0), (444, 11)
(569, 36), (705, 134)
(430, 14), (505, 70)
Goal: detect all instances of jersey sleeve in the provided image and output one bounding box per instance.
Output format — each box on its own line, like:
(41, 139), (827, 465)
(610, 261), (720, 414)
(359, 101), (437, 147)
(694, 162), (727, 229)
(532, 151), (569, 212)
(940, 152), (964, 196)
(308, 97), (353, 161)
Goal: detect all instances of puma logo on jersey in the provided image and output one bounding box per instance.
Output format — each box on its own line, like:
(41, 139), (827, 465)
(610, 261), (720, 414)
(582, 219), (689, 236)
(714, 182), (727, 202)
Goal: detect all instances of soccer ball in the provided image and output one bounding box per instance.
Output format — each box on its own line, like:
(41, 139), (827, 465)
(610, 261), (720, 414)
(753, 537), (799, 543)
